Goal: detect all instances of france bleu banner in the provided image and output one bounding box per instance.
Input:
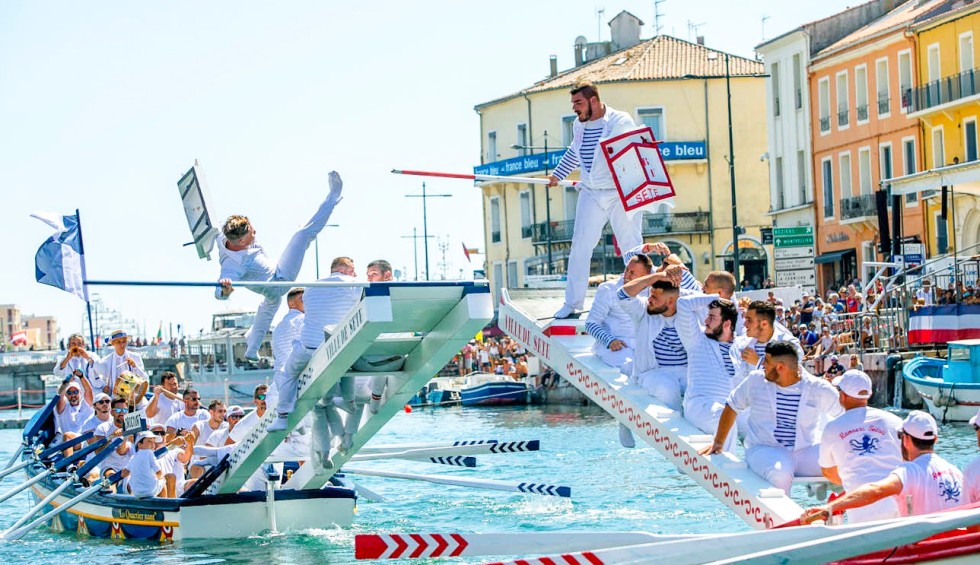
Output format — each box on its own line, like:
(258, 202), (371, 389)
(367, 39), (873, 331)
(31, 211), (88, 301)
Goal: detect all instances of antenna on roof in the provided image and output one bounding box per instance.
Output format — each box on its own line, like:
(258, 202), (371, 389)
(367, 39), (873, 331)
(688, 20), (705, 42)
(761, 14), (771, 42)
(596, 7), (605, 41)
(654, 0), (666, 36)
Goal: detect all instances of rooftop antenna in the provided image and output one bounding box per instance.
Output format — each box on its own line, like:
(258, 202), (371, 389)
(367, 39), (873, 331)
(596, 7), (605, 41)
(654, 0), (666, 36)
(688, 20), (705, 42)
(761, 14), (771, 42)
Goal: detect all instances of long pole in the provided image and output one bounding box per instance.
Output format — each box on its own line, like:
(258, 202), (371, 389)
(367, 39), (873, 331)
(422, 182), (430, 280)
(75, 209), (97, 351)
(725, 54), (741, 287)
(544, 132), (553, 274)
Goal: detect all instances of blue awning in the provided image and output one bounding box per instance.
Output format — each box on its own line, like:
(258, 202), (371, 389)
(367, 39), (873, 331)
(814, 250), (853, 264)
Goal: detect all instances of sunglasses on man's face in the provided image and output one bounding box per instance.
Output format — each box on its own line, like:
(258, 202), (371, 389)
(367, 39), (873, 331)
(112, 408), (127, 414)
(65, 390), (79, 396)
(95, 400), (110, 405)
(228, 414), (243, 420)
(255, 394), (266, 401)
(152, 430), (166, 436)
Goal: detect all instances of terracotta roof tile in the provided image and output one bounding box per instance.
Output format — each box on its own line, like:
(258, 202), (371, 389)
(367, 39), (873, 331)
(815, 0), (950, 58)
(476, 35), (764, 109)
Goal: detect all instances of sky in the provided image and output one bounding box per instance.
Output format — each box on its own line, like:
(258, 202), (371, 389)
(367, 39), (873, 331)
(0, 0), (859, 341)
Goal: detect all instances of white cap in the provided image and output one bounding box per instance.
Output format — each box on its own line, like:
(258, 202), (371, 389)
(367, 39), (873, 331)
(902, 410), (938, 441)
(93, 392), (111, 403)
(969, 407), (980, 427)
(135, 431), (162, 444)
(832, 370), (873, 399)
(227, 405), (245, 417)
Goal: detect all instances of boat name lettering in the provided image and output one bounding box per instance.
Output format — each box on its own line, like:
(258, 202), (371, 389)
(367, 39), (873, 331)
(111, 508), (164, 522)
(503, 314), (549, 358)
(531, 336), (550, 359)
(325, 307), (365, 359)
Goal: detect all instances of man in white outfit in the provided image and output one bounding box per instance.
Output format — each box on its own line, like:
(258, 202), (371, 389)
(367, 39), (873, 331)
(54, 333), (101, 392)
(273, 288), (305, 367)
(802, 411), (965, 521)
(93, 330), (146, 395)
(817, 370), (903, 523)
(964, 407), (980, 503)
(730, 302), (801, 386)
(548, 80), (643, 319)
(702, 341), (842, 494)
(675, 293), (739, 451)
(269, 256), (361, 431)
(216, 171), (343, 359)
(585, 252), (653, 373)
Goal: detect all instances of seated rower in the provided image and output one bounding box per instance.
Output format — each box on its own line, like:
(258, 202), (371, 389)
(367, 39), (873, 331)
(148, 423), (194, 498)
(700, 341), (842, 494)
(802, 411), (965, 522)
(54, 378), (94, 453)
(92, 398), (135, 487)
(123, 431), (168, 498)
(165, 388), (208, 439)
(80, 392), (113, 437)
(189, 400), (228, 478)
(584, 250), (653, 375)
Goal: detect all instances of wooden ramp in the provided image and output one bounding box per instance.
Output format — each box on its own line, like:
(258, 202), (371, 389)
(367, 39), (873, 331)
(499, 288), (804, 529)
(209, 282), (493, 495)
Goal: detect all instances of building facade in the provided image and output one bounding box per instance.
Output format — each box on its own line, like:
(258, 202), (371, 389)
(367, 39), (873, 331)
(809, 1), (941, 293)
(475, 13), (770, 303)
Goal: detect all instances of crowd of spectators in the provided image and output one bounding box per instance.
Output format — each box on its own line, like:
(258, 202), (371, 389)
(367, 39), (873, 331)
(453, 337), (531, 381)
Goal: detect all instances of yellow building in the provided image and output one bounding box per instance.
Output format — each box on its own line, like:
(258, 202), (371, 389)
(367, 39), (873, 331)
(890, 1), (980, 259)
(474, 13), (771, 302)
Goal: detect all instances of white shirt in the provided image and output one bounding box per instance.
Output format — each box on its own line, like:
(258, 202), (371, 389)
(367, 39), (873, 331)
(273, 308), (304, 369)
(80, 413), (111, 435)
(150, 394), (184, 427)
(730, 324), (802, 385)
(193, 419), (228, 447)
(93, 421), (133, 472)
(915, 287), (934, 306)
(215, 233), (279, 301)
(727, 369), (842, 451)
(54, 351), (102, 388)
(125, 448), (162, 497)
(891, 453), (965, 516)
(165, 409), (209, 433)
(206, 426), (232, 447)
(586, 277), (638, 353)
(55, 400), (94, 438)
(964, 455), (980, 504)
(93, 349), (147, 393)
(300, 272), (361, 349)
(675, 294), (734, 403)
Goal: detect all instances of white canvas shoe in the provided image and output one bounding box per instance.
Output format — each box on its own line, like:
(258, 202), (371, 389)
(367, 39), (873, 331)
(618, 424), (636, 448)
(553, 304), (577, 319)
(267, 415), (289, 432)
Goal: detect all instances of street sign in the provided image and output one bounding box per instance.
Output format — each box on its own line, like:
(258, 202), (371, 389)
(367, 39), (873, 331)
(761, 227), (774, 246)
(774, 235), (814, 247)
(775, 257), (815, 271)
(772, 226), (813, 237)
(776, 269), (816, 286)
(774, 247), (815, 259)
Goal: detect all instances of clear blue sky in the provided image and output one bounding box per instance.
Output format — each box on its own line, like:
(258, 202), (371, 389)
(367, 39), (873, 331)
(0, 0), (856, 340)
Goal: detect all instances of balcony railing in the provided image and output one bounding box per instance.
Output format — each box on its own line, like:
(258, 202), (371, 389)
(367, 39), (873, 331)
(820, 116), (831, 132)
(856, 104), (869, 121)
(907, 68), (980, 112)
(840, 193), (876, 220)
(877, 94), (889, 115)
(530, 211), (711, 245)
(521, 225), (533, 239)
(838, 109), (849, 127)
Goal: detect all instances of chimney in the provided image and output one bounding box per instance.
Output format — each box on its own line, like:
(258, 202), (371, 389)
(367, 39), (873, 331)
(549, 55), (558, 78)
(697, 36), (705, 45)
(609, 10), (643, 51)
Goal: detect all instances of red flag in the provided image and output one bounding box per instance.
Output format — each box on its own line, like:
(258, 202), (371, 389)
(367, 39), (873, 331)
(462, 242), (471, 263)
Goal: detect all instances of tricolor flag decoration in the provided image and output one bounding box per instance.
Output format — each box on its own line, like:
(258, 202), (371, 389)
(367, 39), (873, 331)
(909, 304), (980, 344)
(31, 211), (88, 301)
(9, 331), (28, 346)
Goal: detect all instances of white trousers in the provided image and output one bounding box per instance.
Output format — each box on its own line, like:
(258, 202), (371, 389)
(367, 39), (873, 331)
(593, 343), (634, 375)
(683, 396), (736, 452)
(272, 342), (315, 416)
(745, 444), (821, 494)
(563, 189), (643, 310)
(636, 366), (687, 410)
(245, 193), (341, 357)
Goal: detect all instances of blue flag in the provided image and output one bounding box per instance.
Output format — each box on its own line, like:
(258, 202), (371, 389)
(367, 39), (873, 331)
(32, 212), (87, 300)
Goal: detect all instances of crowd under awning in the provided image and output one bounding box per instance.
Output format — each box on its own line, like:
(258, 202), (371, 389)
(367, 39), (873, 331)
(884, 159), (980, 196)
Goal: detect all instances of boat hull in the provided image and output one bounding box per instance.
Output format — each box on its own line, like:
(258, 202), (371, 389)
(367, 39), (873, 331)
(460, 382), (528, 406)
(903, 357), (980, 422)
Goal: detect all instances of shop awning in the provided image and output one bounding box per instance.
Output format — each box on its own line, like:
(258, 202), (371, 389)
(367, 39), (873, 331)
(883, 160), (980, 196)
(814, 250), (851, 264)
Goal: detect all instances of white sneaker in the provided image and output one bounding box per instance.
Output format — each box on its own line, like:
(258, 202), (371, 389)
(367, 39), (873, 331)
(369, 394), (382, 414)
(328, 171), (343, 198)
(267, 415), (289, 432)
(618, 424), (636, 448)
(554, 305), (577, 319)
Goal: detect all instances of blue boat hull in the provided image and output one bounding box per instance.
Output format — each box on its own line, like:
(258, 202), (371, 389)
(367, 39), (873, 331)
(460, 382), (528, 406)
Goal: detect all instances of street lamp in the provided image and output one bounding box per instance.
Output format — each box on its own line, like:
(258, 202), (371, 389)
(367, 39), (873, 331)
(511, 130), (555, 274)
(707, 51), (742, 287)
(405, 182), (452, 281)
(401, 227), (434, 281)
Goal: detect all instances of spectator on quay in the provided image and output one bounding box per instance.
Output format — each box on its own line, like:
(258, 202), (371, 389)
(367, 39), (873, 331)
(916, 280), (934, 307)
(845, 287), (860, 313)
(849, 353), (864, 372)
(800, 294), (815, 326)
(824, 355), (846, 381)
(860, 317), (876, 349)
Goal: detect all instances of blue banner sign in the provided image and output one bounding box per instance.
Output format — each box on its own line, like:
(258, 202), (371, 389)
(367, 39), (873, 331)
(473, 141), (706, 177)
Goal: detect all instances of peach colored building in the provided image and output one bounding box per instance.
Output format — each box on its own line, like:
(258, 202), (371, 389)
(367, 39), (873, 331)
(809, 1), (938, 293)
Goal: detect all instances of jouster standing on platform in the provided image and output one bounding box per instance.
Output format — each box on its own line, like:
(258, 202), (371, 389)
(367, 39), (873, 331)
(548, 80), (644, 319)
(817, 370), (903, 522)
(802, 411), (965, 521)
(216, 171), (343, 360)
(701, 341), (842, 493)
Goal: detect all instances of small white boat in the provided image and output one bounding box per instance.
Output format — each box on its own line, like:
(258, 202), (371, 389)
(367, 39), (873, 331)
(903, 339), (980, 422)
(184, 310), (274, 403)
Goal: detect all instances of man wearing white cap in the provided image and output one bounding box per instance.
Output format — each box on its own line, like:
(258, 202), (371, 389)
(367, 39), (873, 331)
(54, 377), (94, 448)
(801, 410), (965, 522)
(818, 370), (903, 522)
(80, 392), (113, 436)
(965, 408), (980, 503)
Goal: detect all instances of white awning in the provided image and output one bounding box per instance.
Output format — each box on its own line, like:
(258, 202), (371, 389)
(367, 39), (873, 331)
(883, 160), (980, 195)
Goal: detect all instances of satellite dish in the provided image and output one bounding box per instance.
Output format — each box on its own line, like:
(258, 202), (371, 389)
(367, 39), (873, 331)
(176, 160), (220, 261)
(393, 269), (403, 280)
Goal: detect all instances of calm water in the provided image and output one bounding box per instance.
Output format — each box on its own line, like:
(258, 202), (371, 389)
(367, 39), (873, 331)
(0, 404), (978, 564)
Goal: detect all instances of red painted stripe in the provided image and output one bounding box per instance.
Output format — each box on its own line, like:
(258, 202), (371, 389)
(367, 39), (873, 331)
(395, 169), (477, 180)
(450, 533), (469, 557)
(431, 533), (449, 557)
(353, 534), (385, 559)
(409, 534), (427, 558)
(561, 555), (582, 564)
(390, 534), (409, 559)
(581, 551), (604, 565)
(544, 325), (577, 337)
(539, 558), (558, 565)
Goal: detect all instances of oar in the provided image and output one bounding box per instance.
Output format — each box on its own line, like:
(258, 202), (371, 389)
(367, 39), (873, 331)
(359, 440), (540, 457)
(51, 438), (109, 473)
(391, 169), (578, 187)
(85, 279), (369, 289)
(37, 431), (95, 461)
(0, 439), (121, 539)
(355, 531), (704, 560)
(0, 467), (53, 505)
(3, 471), (124, 542)
(342, 467), (570, 498)
(353, 482), (387, 503)
(2, 450), (22, 472)
(0, 461), (31, 482)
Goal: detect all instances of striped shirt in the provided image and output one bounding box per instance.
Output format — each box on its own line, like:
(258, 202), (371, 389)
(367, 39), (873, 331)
(272, 308), (304, 369)
(552, 123), (605, 179)
(653, 321), (687, 367)
(300, 273), (362, 349)
(774, 381), (803, 448)
(718, 341), (735, 378)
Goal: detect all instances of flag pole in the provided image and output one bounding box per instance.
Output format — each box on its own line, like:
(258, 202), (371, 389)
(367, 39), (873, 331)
(74, 209), (98, 351)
